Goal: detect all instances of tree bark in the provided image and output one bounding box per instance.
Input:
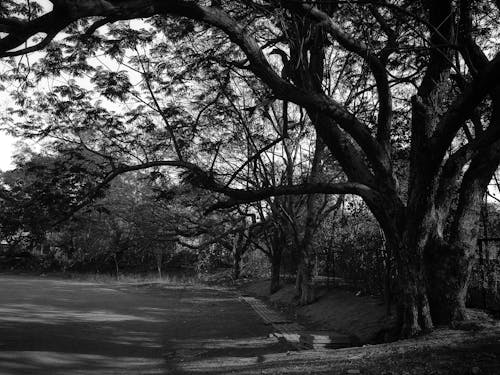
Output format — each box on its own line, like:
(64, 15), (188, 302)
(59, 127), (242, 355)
(154, 248), (163, 279)
(113, 254), (120, 281)
(295, 254), (315, 305)
(233, 251), (241, 280)
(427, 137), (500, 324)
(425, 239), (471, 325)
(157, 259), (162, 279)
(232, 231), (244, 280)
(398, 245), (434, 336)
(369, 196), (435, 337)
(270, 246), (282, 294)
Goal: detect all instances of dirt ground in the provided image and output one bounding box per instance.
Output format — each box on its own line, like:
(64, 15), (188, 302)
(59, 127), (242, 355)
(180, 328), (500, 374)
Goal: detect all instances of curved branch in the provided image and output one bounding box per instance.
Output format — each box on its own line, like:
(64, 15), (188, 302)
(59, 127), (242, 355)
(432, 53), (500, 165)
(209, 181), (375, 211)
(458, 0), (489, 75)
(83, 16), (119, 37)
(0, 30), (60, 57)
(0, 9), (73, 55)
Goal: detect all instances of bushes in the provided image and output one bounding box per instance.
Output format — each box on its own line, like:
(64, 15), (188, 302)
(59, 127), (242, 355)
(310, 198), (389, 296)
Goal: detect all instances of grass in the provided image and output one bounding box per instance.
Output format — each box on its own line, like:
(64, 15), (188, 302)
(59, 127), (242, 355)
(38, 270), (205, 286)
(3, 267), (241, 288)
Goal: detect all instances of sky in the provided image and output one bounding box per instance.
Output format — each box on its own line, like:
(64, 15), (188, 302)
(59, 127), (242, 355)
(0, 0), (53, 171)
(0, 132), (15, 171)
(0, 94), (16, 171)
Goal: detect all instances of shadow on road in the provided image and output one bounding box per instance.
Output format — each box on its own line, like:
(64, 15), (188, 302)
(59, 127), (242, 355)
(0, 276), (291, 375)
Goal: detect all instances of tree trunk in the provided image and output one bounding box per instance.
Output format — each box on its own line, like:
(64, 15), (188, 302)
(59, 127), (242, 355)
(293, 137), (325, 305)
(380, 215), (434, 337)
(270, 246), (282, 294)
(232, 231), (244, 280)
(380, 231), (392, 316)
(295, 250), (315, 305)
(157, 262), (162, 279)
(427, 140), (500, 325)
(384, 208), (474, 335)
(156, 250), (163, 279)
(398, 261), (433, 336)
(113, 254), (119, 281)
(372, 189), (487, 337)
(425, 240), (472, 325)
(233, 249), (241, 280)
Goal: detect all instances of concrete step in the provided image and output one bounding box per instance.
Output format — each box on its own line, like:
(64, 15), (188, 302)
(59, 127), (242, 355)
(240, 296), (297, 325)
(240, 296), (354, 350)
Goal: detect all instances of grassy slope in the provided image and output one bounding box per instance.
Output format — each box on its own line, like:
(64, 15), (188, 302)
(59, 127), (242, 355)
(232, 279), (500, 374)
(242, 279), (395, 343)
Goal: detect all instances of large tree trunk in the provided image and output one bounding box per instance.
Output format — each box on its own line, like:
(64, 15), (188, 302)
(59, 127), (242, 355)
(426, 152), (499, 324)
(397, 245), (434, 336)
(425, 240), (472, 325)
(381, 229), (433, 337)
(371, 195), (436, 337)
(293, 136), (325, 305)
(377, 183), (490, 336)
(383, 187), (481, 335)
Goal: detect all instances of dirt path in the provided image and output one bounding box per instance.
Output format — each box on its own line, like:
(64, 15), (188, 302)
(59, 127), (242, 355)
(0, 275), (290, 374)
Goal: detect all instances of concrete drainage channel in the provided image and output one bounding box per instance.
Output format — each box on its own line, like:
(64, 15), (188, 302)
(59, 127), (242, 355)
(239, 296), (353, 350)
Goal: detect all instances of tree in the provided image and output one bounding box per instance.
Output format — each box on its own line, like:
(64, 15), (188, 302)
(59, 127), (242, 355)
(0, 149), (107, 250)
(2, 0), (500, 336)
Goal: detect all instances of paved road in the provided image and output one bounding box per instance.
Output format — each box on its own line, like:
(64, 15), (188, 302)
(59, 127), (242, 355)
(0, 275), (290, 374)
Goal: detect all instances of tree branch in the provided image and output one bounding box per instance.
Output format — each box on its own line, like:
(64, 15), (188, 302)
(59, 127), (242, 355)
(0, 0), (391, 179)
(224, 136), (285, 188)
(432, 53), (500, 164)
(288, 2), (393, 154)
(208, 181), (375, 211)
